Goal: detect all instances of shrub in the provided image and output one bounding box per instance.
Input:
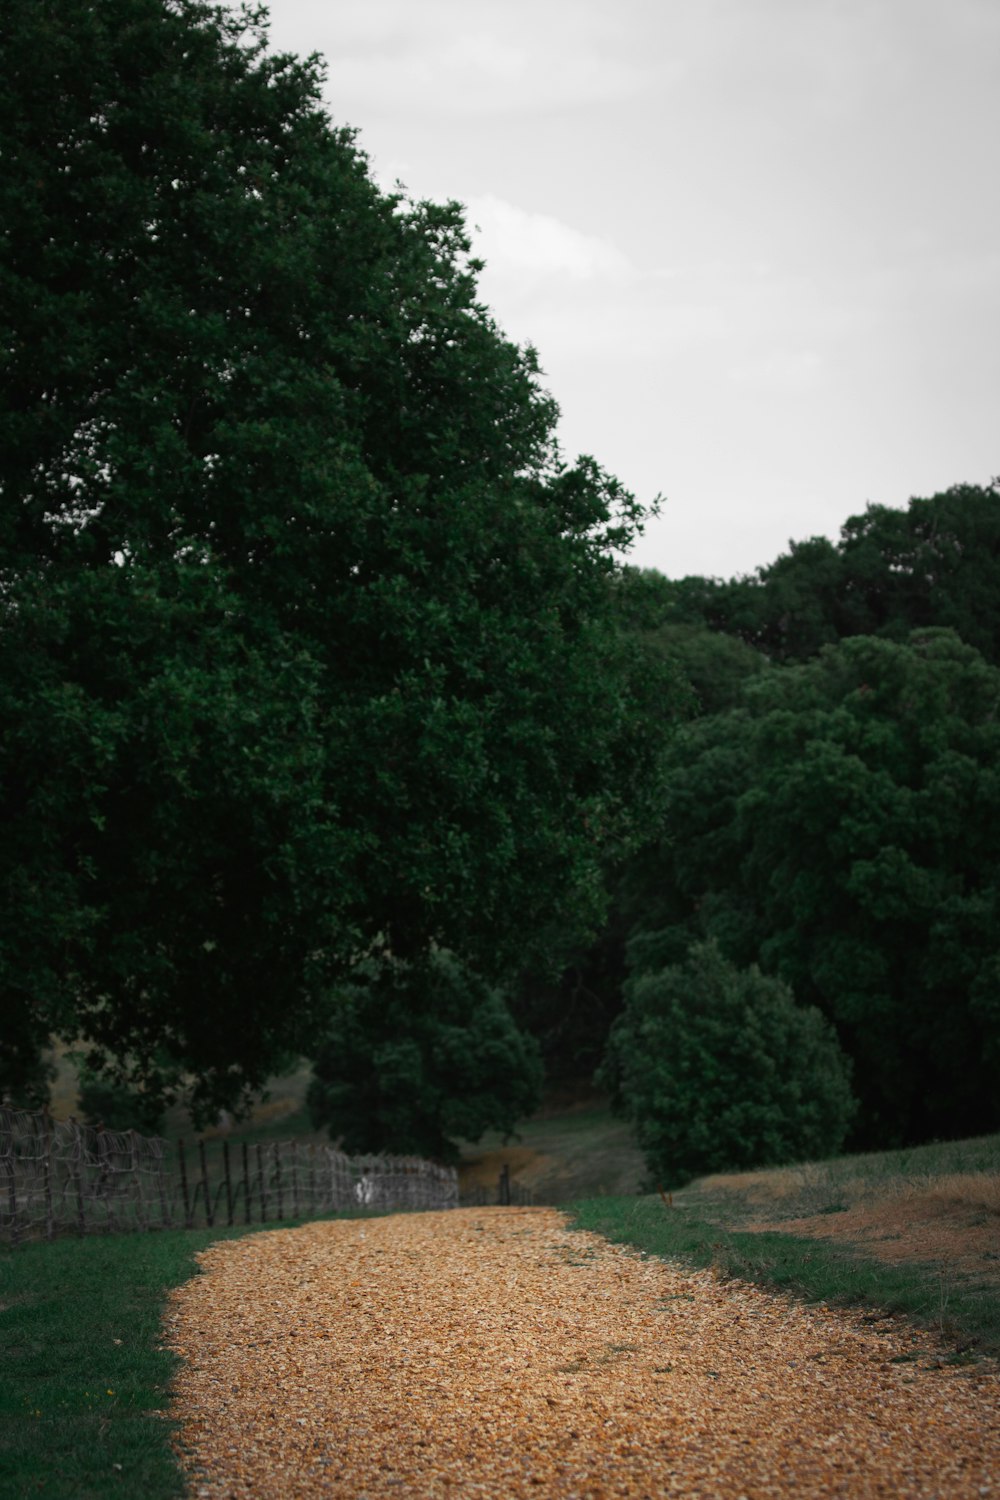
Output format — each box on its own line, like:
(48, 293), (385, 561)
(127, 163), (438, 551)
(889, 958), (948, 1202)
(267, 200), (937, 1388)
(308, 949), (543, 1163)
(601, 940), (856, 1186)
(77, 1072), (165, 1136)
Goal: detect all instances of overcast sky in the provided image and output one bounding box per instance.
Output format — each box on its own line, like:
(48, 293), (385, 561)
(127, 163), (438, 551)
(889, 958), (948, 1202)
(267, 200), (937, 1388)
(262, 0), (999, 580)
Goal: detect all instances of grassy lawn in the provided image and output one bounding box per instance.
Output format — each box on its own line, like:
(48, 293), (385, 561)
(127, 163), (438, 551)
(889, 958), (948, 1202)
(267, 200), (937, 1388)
(0, 1222), (311, 1500)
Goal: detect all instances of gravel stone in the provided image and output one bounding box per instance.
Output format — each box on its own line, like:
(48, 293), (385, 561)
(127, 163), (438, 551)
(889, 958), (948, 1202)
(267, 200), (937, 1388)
(166, 1207), (1000, 1498)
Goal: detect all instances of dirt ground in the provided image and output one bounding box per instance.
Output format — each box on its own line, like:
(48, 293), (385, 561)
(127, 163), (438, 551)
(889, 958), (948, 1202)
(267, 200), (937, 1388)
(753, 1198), (998, 1280)
(699, 1169), (1000, 1287)
(459, 1144), (553, 1193)
(166, 1207), (1000, 1499)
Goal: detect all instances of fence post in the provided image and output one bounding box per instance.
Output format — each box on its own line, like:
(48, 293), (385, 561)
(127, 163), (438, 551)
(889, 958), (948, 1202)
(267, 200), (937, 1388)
(242, 1141), (252, 1224)
(131, 1130), (149, 1231)
(198, 1139), (214, 1228)
(41, 1106), (54, 1240)
(178, 1139), (192, 1228)
(256, 1143), (268, 1222)
(499, 1163), (510, 1206)
(1, 1107), (19, 1247)
(153, 1137), (171, 1228)
(69, 1118), (87, 1235)
(98, 1129), (111, 1232)
(291, 1144), (299, 1219)
(94, 1127), (114, 1233)
(274, 1143), (284, 1221)
(223, 1139), (234, 1227)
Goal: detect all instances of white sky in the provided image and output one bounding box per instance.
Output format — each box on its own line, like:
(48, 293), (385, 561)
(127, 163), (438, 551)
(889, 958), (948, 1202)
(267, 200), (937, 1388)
(262, 0), (1000, 580)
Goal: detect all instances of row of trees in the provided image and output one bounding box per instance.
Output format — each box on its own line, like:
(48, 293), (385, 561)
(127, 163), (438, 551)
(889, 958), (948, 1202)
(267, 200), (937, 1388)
(644, 481), (1000, 666)
(581, 482), (1000, 1179)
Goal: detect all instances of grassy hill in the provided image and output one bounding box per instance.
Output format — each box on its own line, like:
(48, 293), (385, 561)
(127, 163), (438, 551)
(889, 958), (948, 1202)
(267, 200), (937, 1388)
(457, 1088), (646, 1201)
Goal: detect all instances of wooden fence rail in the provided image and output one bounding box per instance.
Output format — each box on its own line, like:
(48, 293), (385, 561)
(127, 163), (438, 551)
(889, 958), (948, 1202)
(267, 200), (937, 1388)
(0, 1106), (459, 1245)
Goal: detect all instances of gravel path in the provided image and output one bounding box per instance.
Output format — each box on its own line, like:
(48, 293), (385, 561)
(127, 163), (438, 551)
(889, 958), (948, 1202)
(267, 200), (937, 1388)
(166, 1207), (999, 1498)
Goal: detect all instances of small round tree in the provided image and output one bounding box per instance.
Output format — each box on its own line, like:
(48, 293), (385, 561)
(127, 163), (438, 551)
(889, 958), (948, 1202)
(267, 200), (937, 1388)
(601, 941), (855, 1186)
(308, 949), (543, 1163)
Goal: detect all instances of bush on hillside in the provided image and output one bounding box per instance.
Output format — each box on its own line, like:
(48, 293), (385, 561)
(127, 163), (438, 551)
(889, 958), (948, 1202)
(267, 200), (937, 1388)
(600, 941), (856, 1186)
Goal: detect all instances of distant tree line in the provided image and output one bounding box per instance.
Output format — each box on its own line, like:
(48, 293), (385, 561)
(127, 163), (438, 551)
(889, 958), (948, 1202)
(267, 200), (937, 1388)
(542, 480), (1000, 1180)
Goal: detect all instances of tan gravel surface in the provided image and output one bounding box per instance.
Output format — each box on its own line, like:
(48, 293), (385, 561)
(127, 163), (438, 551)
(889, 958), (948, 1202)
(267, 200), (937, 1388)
(166, 1206), (1000, 1499)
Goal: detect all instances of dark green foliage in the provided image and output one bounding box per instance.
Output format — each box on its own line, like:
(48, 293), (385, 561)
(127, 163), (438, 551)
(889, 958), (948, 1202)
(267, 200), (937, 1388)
(0, 1034), (55, 1112)
(627, 629), (1000, 1147)
(76, 1072), (165, 1136)
(510, 569), (758, 1084)
(0, 0), (673, 1121)
(649, 481), (1000, 665)
(832, 483), (1000, 662)
(307, 950), (543, 1163)
(601, 942), (855, 1185)
(643, 622), (766, 716)
(598, 485), (1000, 1156)
(615, 567), (767, 716)
(511, 921), (629, 1084)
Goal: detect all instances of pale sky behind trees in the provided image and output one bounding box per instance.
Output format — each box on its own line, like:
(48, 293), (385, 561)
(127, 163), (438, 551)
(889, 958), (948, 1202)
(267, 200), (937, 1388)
(262, 0), (999, 580)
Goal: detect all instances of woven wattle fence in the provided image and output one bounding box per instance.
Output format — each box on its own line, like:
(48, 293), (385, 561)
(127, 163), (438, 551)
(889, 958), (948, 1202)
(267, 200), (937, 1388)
(0, 1106), (459, 1244)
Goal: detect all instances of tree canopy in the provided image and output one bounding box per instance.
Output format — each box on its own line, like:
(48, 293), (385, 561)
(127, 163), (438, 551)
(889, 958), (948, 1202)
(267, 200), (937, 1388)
(648, 482), (1000, 666)
(307, 950), (543, 1163)
(0, 0), (673, 1122)
(624, 629), (1000, 1147)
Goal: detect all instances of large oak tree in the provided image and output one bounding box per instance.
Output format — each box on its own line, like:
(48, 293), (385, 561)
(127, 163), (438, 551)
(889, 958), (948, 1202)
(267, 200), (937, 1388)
(0, 0), (672, 1123)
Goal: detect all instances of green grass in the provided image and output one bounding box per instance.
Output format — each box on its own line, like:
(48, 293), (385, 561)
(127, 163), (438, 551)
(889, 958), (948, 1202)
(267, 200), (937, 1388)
(0, 1221), (319, 1500)
(567, 1190), (1000, 1359)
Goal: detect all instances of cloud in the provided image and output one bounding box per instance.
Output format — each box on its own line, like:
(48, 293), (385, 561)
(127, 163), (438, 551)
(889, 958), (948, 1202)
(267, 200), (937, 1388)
(327, 42), (649, 117)
(520, 296), (728, 364)
(466, 195), (632, 282)
(281, 0), (659, 118)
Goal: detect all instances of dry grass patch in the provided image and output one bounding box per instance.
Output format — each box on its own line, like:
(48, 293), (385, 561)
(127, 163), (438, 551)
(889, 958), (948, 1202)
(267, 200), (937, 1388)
(457, 1144), (552, 1194)
(760, 1193), (997, 1278)
(690, 1143), (1000, 1287)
